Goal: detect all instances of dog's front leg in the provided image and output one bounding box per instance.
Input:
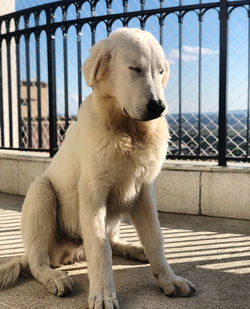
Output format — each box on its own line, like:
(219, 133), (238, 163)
(79, 196), (119, 309)
(129, 183), (196, 297)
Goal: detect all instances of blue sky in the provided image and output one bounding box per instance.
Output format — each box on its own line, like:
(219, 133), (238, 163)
(15, 0), (249, 115)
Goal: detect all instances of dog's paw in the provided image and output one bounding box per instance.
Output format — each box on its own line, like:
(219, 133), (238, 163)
(45, 270), (73, 296)
(112, 242), (148, 263)
(128, 245), (149, 263)
(154, 272), (196, 297)
(88, 292), (119, 309)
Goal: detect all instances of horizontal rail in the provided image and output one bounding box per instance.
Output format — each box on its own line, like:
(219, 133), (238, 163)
(167, 155), (218, 161)
(0, 5), (222, 41)
(0, 2), (221, 23)
(0, 146), (49, 152)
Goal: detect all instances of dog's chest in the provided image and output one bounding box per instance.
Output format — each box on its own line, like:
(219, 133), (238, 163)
(100, 118), (169, 209)
(107, 144), (163, 209)
(107, 167), (144, 209)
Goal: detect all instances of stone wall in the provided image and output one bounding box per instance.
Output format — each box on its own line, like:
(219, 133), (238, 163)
(0, 152), (249, 220)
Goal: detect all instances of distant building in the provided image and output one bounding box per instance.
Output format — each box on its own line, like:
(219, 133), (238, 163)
(20, 80), (48, 119)
(20, 80), (76, 149)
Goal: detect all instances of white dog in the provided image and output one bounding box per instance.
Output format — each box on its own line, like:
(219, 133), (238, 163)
(0, 28), (195, 308)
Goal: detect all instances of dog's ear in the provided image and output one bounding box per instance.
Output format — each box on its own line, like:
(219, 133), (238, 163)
(162, 58), (170, 88)
(82, 39), (111, 87)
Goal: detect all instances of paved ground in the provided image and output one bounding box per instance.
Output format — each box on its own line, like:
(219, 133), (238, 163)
(0, 192), (250, 309)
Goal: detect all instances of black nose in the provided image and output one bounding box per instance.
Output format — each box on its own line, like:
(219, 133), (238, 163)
(147, 99), (165, 116)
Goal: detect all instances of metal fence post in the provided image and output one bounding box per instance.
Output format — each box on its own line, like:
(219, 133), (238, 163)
(178, 10), (183, 156)
(218, 0), (228, 166)
(47, 9), (57, 157)
(0, 40), (4, 147)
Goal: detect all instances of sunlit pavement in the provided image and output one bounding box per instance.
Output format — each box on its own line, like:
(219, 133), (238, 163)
(0, 192), (250, 309)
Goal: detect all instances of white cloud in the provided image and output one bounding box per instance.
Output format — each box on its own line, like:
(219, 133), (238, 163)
(168, 59), (176, 66)
(70, 93), (79, 103)
(183, 45), (218, 55)
(168, 45), (218, 64)
(168, 49), (179, 59)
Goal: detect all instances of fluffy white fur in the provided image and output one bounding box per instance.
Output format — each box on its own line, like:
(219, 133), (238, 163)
(0, 28), (195, 308)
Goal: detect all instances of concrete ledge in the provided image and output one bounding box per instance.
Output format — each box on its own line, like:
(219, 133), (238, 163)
(0, 152), (51, 196)
(201, 172), (250, 219)
(155, 161), (250, 220)
(155, 170), (200, 215)
(0, 152), (249, 220)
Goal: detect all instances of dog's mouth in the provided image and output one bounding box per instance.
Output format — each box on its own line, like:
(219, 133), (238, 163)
(123, 108), (162, 122)
(141, 113), (163, 121)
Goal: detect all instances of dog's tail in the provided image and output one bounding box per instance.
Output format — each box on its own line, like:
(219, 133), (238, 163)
(0, 254), (29, 289)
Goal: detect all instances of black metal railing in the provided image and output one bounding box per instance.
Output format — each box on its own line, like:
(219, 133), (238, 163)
(0, 0), (249, 165)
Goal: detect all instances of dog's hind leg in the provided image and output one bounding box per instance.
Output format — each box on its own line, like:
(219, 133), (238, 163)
(22, 175), (73, 296)
(108, 218), (148, 263)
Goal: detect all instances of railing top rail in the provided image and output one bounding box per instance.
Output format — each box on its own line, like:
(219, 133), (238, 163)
(0, 3), (222, 40)
(0, 0), (84, 23)
(0, 1), (222, 25)
(1, 0), (250, 32)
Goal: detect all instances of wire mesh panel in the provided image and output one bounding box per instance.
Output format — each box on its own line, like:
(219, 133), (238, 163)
(18, 16), (50, 150)
(227, 6), (249, 159)
(164, 4), (220, 159)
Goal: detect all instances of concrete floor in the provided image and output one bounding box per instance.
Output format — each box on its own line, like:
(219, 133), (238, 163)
(0, 193), (250, 309)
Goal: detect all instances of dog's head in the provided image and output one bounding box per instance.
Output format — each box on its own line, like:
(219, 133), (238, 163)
(83, 28), (169, 121)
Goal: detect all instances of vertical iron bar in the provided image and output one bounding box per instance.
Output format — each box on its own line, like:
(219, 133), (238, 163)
(123, 0), (128, 27)
(25, 30), (32, 147)
(198, 7), (202, 156)
(36, 35), (43, 148)
(77, 6), (82, 107)
(218, 0), (228, 166)
(91, 3), (96, 45)
(63, 29), (69, 129)
(178, 7), (183, 155)
(123, 0), (128, 13)
(15, 35), (22, 148)
(47, 9), (57, 157)
(91, 27), (96, 45)
(107, 0), (111, 15)
(247, 8), (250, 158)
(0, 40), (4, 147)
(91, 2), (96, 17)
(62, 8), (69, 130)
(77, 28), (82, 106)
(159, 17), (163, 46)
(141, 0), (145, 11)
(6, 38), (13, 147)
(36, 35), (42, 148)
(140, 0), (145, 30)
(140, 20), (145, 30)
(107, 1), (111, 38)
(159, 0), (164, 45)
(35, 15), (42, 149)
(107, 22), (111, 37)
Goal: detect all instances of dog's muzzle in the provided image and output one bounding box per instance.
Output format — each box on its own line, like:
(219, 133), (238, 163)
(123, 99), (165, 122)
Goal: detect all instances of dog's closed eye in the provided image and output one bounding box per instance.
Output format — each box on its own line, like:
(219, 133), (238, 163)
(129, 67), (141, 74)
